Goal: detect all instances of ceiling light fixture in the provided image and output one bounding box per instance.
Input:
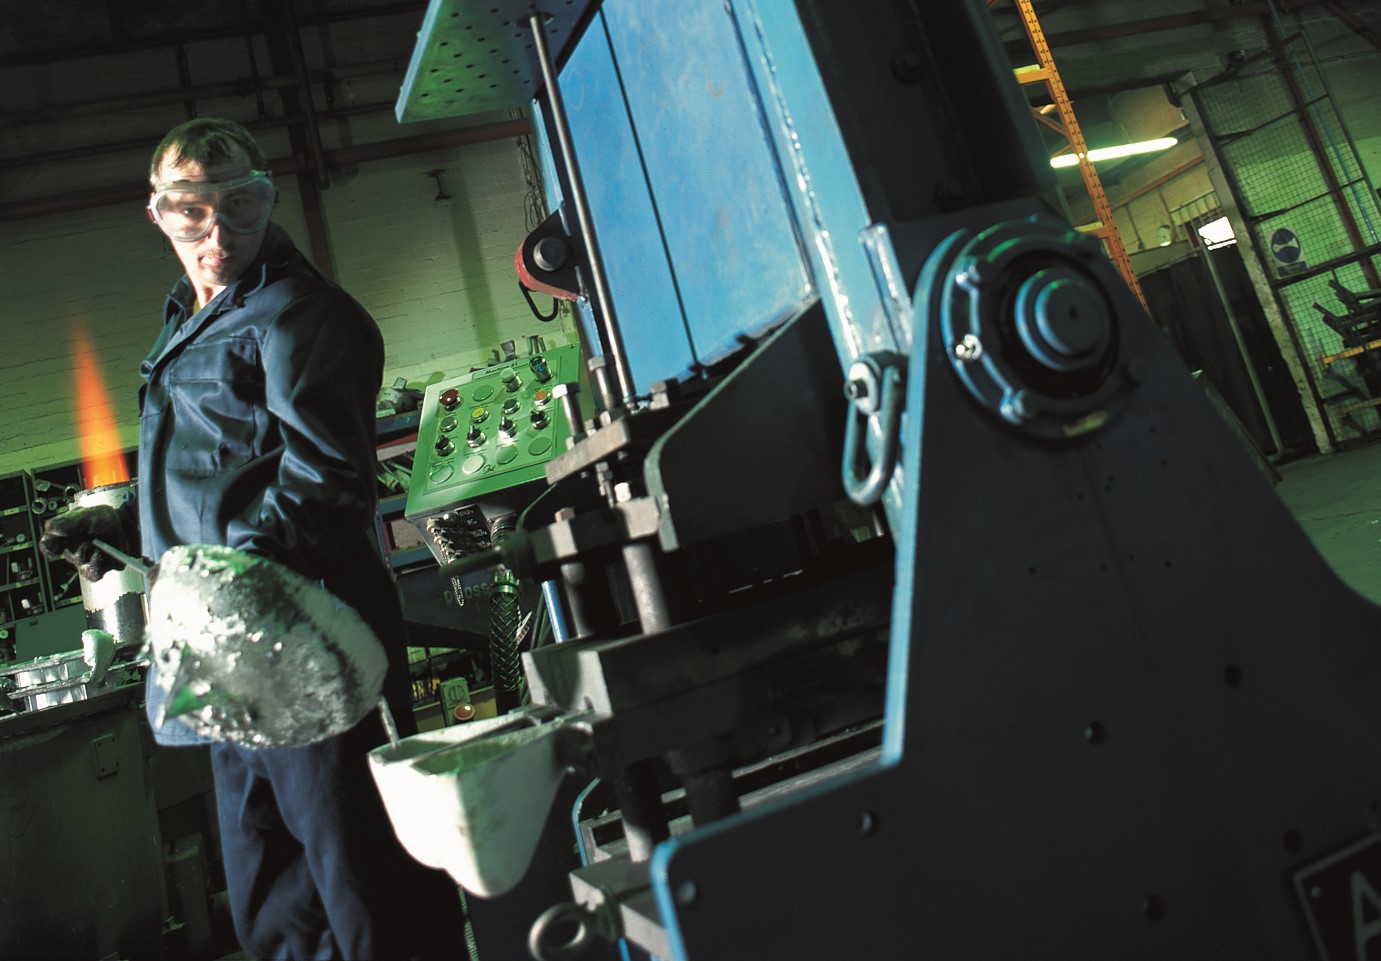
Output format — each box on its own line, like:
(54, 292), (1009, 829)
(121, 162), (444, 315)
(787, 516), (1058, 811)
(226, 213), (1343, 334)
(1050, 137), (1178, 168)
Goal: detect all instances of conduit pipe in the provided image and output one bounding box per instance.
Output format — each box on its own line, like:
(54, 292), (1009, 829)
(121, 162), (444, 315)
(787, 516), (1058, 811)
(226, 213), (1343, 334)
(0, 119), (531, 223)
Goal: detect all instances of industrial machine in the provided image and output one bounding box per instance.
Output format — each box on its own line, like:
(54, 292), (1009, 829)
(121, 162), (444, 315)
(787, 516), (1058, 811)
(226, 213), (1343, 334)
(370, 2), (1381, 959)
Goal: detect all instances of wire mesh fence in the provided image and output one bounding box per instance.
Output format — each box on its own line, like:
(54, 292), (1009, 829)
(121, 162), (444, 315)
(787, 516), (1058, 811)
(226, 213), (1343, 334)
(1190, 36), (1381, 448)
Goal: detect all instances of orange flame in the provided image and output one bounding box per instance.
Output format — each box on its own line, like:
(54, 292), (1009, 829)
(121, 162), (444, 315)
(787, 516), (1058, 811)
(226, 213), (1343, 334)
(73, 326), (131, 489)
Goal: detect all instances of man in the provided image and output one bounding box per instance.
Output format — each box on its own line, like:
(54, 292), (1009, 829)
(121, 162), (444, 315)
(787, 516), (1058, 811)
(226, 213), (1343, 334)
(41, 117), (466, 960)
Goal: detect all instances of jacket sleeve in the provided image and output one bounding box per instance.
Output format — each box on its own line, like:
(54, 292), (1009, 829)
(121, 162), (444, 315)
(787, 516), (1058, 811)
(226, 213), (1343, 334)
(224, 288), (383, 580)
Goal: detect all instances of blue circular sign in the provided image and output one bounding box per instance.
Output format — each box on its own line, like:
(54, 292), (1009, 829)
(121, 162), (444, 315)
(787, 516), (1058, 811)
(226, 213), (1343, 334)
(1271, 228), (1302, 264)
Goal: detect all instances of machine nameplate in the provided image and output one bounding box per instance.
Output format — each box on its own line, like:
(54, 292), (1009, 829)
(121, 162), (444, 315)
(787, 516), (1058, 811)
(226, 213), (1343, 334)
(1293, 830), (1381, 960)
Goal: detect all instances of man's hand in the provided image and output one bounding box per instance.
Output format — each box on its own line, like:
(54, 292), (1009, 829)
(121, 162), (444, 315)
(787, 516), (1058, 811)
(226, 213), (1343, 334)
(39, 506), (132, 581)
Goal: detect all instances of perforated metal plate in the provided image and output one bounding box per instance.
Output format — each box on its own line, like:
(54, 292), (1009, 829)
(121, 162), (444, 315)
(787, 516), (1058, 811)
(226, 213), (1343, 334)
(395, 0), (596, 122)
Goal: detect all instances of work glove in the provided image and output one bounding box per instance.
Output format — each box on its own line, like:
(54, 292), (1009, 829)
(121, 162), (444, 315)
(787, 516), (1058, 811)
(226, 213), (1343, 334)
(39, 505), (136, 581)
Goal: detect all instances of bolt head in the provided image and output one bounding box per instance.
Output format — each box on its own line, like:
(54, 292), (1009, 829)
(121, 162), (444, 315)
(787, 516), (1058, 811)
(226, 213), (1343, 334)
(954, 257), (984, 290)
(674, 880), (698, 907)
(1000, 389), (1034, 423)
(953, 333), (983, 363)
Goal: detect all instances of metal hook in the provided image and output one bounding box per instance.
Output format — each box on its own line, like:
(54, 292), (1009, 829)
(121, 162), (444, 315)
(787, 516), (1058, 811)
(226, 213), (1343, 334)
(842, 351), (906, 506)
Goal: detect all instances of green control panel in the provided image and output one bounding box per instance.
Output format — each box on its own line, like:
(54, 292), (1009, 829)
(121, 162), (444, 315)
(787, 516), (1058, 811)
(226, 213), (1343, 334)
(404, 345), (581, 558)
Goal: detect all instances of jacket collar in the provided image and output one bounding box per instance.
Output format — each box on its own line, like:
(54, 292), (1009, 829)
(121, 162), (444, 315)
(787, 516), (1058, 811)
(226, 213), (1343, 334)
(147, 222), (296, 377)
(162, 222), (295, 328)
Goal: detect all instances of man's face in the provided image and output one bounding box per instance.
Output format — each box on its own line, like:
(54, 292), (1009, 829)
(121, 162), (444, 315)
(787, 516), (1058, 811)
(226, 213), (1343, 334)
(150, 145), (270, 300)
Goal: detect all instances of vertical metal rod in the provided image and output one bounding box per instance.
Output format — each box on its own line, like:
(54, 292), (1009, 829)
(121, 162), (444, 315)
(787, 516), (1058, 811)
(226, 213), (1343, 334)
(611, 759), (670, 862)
(540, 580), (571, 642)
(677, 766), (741, 827)
(557, 549), (618, 640)
(622, 542), (671, 634)
(1197, 245), (1284, 455)
(552, 382), (585, 448)
(527, 14), (637, 405)
(587, 356), (617, 413)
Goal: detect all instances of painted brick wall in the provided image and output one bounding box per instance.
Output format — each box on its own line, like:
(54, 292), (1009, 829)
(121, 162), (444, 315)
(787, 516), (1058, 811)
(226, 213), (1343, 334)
(0, 136), (575, 478)
(321, 137), (574, 388)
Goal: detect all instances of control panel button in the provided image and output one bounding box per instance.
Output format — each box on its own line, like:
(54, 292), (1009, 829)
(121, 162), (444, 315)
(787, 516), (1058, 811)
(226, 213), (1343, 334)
(470, 406), (489, 424)
(439, 415), (458, 434)
(502, 397), (520, 416)
(440, 388), (460, 411)
(530, 408), (550, 429)
(466, 426), (486, 448)
(533, 387), (552, 409)
(473, 384), (495, 402)
(462, 454), (485, 476)
(434, 435), (456, 457)
(498, 416), (518, 440)
(501, 369), (522, 393)
(529, 355), (553, 383)
(496, 446), (519, 466)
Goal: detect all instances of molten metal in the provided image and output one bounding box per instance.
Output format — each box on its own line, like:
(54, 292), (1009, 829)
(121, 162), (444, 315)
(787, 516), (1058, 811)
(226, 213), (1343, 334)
(146, 544), (388, 747)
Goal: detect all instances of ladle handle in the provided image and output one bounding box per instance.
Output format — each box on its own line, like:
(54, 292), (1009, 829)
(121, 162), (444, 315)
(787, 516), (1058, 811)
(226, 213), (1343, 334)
(91, 538), (155, 578)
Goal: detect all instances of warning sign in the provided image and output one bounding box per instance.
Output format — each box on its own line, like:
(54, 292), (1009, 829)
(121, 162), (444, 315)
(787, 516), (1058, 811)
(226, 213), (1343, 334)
(1271, 227), (1308, 276)
(1294, 830), (1381, 959)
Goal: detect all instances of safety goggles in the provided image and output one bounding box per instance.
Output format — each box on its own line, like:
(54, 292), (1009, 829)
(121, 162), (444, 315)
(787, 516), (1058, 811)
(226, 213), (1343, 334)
(148, 170), (274, 242)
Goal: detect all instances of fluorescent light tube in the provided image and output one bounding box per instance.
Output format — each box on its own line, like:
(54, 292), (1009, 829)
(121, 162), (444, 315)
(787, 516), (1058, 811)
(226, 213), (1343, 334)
(1051, 137), (1178, 168)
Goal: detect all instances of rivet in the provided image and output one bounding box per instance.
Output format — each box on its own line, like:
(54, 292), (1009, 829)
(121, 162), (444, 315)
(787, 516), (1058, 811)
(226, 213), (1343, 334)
(675, 880), (698, 907)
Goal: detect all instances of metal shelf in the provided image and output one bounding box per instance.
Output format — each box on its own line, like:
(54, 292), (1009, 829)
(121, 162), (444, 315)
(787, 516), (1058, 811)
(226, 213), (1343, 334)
(0, 578), (42, 594)
(379, 493), (409, 517)
(395, 0), (595, 122)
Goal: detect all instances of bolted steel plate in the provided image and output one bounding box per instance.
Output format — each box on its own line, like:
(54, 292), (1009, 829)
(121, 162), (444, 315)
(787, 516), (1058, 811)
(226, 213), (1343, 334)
(396, 0), (596, 122)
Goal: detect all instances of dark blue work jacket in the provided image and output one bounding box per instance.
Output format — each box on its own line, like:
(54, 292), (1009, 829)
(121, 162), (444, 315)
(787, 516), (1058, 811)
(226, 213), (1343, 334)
(137, 223), (401, 744)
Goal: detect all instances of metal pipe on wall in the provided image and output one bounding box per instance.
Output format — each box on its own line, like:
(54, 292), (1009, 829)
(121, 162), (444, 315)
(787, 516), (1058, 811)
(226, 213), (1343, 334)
(0, 60), (407, 127)
(281, 0), (332, 193)
(0, 101), (403, 171)
(2, 0), (426, 69)
(527, 13), (637, 407)
(996, 0), (1334, 51)
(264, 0), (336, 274)
(0, 120), (531, 223)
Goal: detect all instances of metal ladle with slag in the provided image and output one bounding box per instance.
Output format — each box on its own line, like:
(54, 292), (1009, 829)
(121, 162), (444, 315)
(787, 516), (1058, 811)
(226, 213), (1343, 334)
(94, 539), (391, 748)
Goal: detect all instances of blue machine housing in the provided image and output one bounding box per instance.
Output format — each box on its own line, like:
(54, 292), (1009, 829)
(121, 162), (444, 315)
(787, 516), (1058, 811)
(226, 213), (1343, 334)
(537, 0), (816, 388)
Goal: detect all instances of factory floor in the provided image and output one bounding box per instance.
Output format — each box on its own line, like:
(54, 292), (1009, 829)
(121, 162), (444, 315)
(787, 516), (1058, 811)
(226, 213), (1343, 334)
(1275, 441), (1381, 605)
